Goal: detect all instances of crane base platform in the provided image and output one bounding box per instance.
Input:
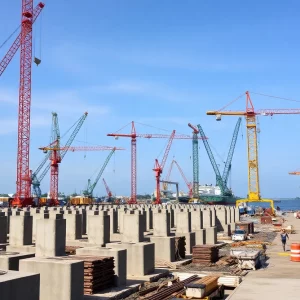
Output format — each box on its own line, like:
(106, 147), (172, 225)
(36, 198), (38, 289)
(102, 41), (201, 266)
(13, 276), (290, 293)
(236, 198), (274, 212)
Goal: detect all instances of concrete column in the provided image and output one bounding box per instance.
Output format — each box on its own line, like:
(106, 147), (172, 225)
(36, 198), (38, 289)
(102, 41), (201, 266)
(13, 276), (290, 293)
(64, 210), (82, 240)
(191, 209), (203, 231)
(121, 210), (145, 243)
(153, 209), (171, 237)
(36, 214), (66, 257)
(107, 208), (118, 234)
(31, 208), (44, 240)
(88, 211), (110, 246)
(0, 212), (7, 244)
(202, 209), (212, 228)
(216, 208), (227, 231)
(205, 226), (217, 244)
(144, 208), (153, 231)
(78, 207), (87, 235)
(235, 207), (240, 222)
(9, 211), (32, 246)
(176, 210), (191, 233)
(118, 207), (127, 233)
(2, 208), (12, 234)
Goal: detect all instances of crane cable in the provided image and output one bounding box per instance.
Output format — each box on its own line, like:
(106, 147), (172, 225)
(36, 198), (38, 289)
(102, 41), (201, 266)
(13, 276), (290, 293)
(0, 25), (20, 50)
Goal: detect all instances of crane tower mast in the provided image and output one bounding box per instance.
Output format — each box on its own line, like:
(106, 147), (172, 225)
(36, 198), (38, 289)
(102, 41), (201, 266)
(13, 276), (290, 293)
(13, 0), (34, 206)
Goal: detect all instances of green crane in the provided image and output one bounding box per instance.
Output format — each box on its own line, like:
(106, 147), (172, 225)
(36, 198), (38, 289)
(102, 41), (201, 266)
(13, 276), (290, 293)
(197, 117), (241, 196)
(188, 123), (200, 199)
(31, 112), (88, 199)
(222, 117), (242, 189)
(83, 148), (116, 198)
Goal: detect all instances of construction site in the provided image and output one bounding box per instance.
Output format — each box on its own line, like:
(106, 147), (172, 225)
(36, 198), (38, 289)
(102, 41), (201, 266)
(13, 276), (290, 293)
(1, 1), (300, 300)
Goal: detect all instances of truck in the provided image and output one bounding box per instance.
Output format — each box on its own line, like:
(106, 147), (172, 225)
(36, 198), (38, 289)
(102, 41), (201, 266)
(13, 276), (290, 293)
(232, 229), (247, 241)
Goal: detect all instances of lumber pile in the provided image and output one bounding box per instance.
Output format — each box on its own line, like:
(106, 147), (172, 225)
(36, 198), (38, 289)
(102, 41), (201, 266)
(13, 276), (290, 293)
(69, 256), (114, 295)
(185, 276), (219, 298)
(192, 245), (219, 264)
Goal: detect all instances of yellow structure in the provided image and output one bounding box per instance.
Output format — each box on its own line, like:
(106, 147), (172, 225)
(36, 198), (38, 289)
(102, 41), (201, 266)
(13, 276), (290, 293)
(70, 196), (93, 205)
(207, 91), (274, 212)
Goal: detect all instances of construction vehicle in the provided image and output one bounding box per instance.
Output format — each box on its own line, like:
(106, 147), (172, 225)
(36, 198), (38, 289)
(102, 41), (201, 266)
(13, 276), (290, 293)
(207, 91), (300, 211)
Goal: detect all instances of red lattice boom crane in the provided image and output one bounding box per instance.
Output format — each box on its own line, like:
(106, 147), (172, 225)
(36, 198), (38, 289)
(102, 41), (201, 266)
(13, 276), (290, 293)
(153, 130), (176, 204)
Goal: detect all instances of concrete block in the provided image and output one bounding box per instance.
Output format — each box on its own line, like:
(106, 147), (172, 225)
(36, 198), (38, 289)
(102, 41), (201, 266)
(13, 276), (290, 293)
(107, 242), (155, 276)
(121, 211), (144, 243)
(78, 208), (86, 235)
(76, 246), (127, 286)
(150, 236), (175, 262)
(64, 210), (82, 240)
(118, 208), (127, 233)
(205, 226), (217, 244)
(176, 210), (191, 233)
(88, 211), (110, 246)
(202, 209), (212, 228)
(153, 209), (171, 237)
(230, 223), (236, 232)
(235, 208), (240, 222)
(176, 232), (195, 254)
(107, 209), (118, 234)
(0, 212), (7, 243)
(36, 214), (66, 257)
(0, 270), (40, 300)
(195, 229), (206, 245)
(9, 211), (33, 246)
(191, 210), (203, 231)
(0, 252), (35, 271)
(20, 257), (84, 300)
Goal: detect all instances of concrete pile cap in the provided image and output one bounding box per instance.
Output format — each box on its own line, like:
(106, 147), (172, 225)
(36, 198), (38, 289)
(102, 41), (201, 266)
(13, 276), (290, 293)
(15, 211), (31, 217)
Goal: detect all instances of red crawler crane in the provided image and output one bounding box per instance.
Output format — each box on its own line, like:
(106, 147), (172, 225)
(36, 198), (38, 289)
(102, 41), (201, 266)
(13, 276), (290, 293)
(3, 1), (45, 207)
(103, 178), (112, 198)
(107, 121), (207, 204)
(173, 160), (193, 197)
(39, 145), (124, 206)
(153, 131), (176, 204)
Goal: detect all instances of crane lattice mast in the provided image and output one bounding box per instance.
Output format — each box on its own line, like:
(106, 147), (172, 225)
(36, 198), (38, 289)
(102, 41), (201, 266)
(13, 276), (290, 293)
(207, 91), (300, 211)
(188, 123), (199, 198)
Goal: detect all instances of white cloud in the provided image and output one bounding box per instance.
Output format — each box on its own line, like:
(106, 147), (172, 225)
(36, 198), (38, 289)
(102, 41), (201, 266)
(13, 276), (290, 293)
(0, 115), (50, 135)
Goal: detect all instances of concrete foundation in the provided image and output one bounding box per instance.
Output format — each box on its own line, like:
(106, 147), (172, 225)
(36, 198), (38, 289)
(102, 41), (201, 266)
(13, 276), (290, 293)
(35, 214), (66, 257)
(20, 257), (84, 300)
(153, 209), (171, 237)
(0, 252), (35, 271)
(107, 242), (155, 276)
(88, 211), (110, 246)
(121, 211), (145, 243)
(195, 229), (206, 245)
(64, 210), (82, 240)
(205, 226), (217, 244)
(0, 270), (40, 300)
(76, 246), (127, 286)
(9, 211), (33, 246)
(150, 236), (175, 262)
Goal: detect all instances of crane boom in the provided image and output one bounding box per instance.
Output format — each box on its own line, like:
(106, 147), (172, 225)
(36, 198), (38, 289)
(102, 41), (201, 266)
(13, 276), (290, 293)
(222, 117), (242, 187)
(163, 160), (175, 190)
(197, 124), (227, 195)
(160, 131), (176, 171)
(103, 178), (112, 198)
(85, 149), (116, 197)
(0, 2), (45, 76)
(173, 160), (193, 196)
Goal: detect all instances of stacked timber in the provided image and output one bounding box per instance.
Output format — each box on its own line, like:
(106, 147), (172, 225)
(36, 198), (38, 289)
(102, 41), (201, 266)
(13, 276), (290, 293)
(192, 245), (219, 264)
(185, 276), (219, 298)
(69, 256), (114, 295)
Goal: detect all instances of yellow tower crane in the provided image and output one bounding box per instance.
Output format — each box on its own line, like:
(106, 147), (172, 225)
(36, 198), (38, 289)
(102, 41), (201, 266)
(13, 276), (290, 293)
(207, 91), (300, 211)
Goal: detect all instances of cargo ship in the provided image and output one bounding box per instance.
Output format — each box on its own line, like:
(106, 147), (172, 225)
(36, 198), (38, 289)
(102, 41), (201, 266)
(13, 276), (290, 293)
(199, 184), (239, 205)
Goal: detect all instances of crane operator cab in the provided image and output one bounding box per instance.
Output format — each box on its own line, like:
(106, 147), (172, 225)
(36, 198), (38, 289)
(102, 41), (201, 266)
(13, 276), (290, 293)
(216, 114), (222, 121)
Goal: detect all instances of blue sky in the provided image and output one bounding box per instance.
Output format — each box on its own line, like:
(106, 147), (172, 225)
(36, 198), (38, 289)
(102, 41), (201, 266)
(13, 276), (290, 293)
(1, 0), (300, 198)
